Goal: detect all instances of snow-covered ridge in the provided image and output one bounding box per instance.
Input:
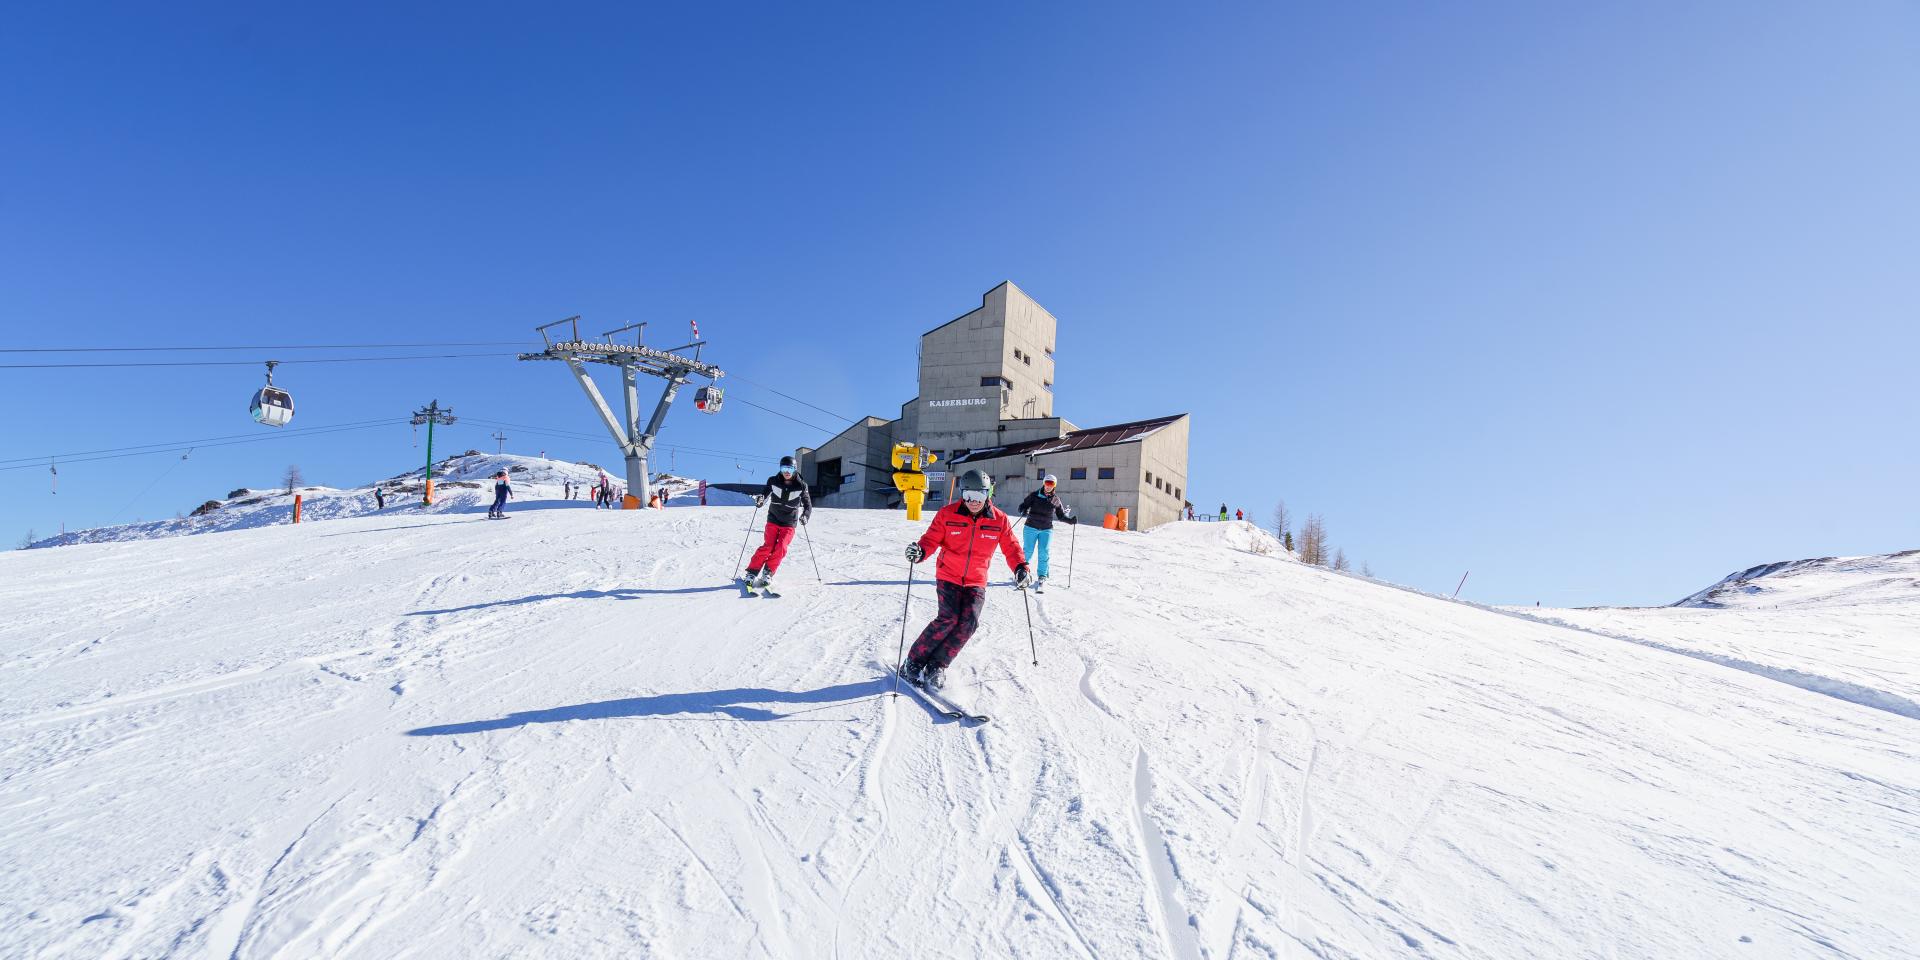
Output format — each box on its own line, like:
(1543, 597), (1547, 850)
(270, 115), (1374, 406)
(26, 452), (732, 549)
(1514, 547), (1920, 726)
(1671, 549), (1920, 609)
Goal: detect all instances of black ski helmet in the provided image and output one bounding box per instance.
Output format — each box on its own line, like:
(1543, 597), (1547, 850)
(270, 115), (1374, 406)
(958, 469), (991, 495)
(779, 456), (795, 468)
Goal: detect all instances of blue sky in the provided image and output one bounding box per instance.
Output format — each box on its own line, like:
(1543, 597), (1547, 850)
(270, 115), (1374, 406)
(4, 3), (1916, 606)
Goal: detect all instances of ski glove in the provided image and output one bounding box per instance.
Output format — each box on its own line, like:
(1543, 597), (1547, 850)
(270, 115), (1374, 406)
(753, 495), (766, 508)
(905, 543), (925, 563)
(1014, 563), (1033, 588)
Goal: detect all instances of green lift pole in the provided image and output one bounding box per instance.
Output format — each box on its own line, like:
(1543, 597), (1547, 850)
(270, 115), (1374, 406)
(410, 400), (457, 505)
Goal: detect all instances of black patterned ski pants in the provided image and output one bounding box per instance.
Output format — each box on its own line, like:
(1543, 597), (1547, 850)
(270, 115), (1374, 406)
(909, 580), (988, 668)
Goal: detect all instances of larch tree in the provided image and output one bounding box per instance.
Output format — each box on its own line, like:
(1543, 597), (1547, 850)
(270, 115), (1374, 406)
(1299, 514), (1329, 566)
(284, 464), (304, 495)
(1333, 548), (1351, 572)
(1271, 499), (1292, 549)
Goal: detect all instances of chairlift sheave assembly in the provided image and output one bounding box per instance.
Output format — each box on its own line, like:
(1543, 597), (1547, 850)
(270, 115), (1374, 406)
(250, 360), (295, 427)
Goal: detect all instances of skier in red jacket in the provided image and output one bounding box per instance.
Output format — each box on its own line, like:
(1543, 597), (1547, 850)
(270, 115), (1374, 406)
(901, 469), (1029, 690)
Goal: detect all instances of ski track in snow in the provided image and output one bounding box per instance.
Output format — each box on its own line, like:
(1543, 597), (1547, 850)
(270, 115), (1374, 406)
(3, 503), (1919, 958)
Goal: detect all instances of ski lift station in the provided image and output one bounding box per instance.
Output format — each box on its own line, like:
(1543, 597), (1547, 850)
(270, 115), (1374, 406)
(797, 282), (1191, 531)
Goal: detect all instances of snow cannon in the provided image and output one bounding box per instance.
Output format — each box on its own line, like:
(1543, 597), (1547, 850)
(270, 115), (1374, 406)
(890, 442), (938, 521)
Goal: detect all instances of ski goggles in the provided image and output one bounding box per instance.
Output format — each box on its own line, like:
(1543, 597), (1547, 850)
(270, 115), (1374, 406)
(960, 489), (988, 504)
(779, 465), (795, 474)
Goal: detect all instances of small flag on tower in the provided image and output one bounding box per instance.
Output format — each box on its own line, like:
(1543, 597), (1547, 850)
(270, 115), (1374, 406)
(691, 319), (701, 340)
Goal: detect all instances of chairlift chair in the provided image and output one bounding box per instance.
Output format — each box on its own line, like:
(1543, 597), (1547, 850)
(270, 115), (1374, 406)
(250, 360), (295, 427)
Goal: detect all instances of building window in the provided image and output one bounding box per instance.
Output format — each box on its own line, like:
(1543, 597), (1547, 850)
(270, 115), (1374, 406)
(1070, 467), (1087, 480)
(1042, 380), (1052, 392)
(1146, 471), (1154, 485)
(1098, 467), (1115, 480)
(1023, 354), (1031, 365)
(1045, 347), (1054, 358)
(1175, 487), (1182, 499)
(1013, 348), (1023, 361)
(981, 376), (1007, 388)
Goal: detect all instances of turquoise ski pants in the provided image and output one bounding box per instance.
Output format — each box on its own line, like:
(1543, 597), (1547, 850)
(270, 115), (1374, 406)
(1021, 525), (1053, 579)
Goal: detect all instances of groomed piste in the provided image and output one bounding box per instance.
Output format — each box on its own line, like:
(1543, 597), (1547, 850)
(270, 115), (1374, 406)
(4, 477), (1917, 958)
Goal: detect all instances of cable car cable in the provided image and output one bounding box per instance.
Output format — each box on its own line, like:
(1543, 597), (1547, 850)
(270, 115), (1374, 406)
(0, 341), (534, 353)
(0, 352), (521, 369)
(725, 373), (858, 424)
(0, 420), (409, 472)
(0, 417), (403, 466)
(729, 396), (841, 435)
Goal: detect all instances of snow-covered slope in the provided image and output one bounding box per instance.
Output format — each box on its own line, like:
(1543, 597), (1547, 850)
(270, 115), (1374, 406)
(28, 453), (744, 548)
(3, 517), (1917, 958)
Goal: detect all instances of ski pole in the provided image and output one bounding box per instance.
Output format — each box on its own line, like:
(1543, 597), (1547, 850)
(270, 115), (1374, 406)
(1066, 520), (1077, 589)
(892, 559), (916, 698)
(1020, 575), (1039, 666)
(734, 499), (762, 576)
(801, 518), (823, 582)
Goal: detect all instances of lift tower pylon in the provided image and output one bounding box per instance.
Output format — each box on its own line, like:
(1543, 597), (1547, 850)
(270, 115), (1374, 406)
(518, 317), (724, 509)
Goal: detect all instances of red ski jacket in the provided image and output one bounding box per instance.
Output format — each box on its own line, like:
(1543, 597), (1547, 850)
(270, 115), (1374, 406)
(914, 500), (1026, 587)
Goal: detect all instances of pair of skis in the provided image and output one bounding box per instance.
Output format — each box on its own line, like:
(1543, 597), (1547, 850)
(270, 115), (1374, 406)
(737, 577), (781, 599)
(890, 666), (990, 724)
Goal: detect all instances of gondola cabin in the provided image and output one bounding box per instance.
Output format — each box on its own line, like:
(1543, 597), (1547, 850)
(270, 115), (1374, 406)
(250, 361), (294, 427)
(250, 386), (295, 426)
(694, 385), (723, 414)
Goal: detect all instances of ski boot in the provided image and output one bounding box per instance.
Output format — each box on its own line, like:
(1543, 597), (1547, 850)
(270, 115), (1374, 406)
(922, 664), (948, 690)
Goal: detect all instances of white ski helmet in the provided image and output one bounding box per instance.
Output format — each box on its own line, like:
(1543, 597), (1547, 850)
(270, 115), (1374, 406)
(1042, 474), (1058, 486)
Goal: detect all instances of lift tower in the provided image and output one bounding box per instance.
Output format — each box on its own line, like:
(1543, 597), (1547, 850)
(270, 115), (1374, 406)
(518, 317), (724, 509)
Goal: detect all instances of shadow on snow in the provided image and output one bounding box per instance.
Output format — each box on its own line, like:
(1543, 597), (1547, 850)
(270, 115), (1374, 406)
(404, 676), (948, 733)
(409, 585), (737, 616)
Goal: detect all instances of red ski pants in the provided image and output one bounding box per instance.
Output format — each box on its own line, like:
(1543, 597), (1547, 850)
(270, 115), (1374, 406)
(909, 580), (988, 668)
(748, 522), (798, 574)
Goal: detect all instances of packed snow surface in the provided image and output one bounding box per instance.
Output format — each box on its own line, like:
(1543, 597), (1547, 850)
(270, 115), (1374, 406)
(3, 510), (1917, 959)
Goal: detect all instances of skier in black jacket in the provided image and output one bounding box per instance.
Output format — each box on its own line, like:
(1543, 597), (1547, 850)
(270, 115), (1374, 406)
(1017, 474), (1074, 585)
(744, 456), (811, 593)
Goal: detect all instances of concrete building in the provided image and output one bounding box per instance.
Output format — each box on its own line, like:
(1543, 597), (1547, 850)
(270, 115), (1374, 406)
(796, 281), (1190, 531)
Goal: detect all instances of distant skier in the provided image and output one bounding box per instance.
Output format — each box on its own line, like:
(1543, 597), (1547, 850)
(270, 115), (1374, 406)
(743, 457), (811, 594)
(564, 480), (572, 500)
(1219, 503), (1228, 521)
(489, 471), (511, 518)
(1236, 509), (1243, 521)
(1016, 474), (1074, 588)
(901, 469), (1029, 689)
(375, 487), (386, 510)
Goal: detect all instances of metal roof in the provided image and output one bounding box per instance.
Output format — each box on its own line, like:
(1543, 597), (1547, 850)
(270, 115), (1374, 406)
(951, 414), (1185, 465)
